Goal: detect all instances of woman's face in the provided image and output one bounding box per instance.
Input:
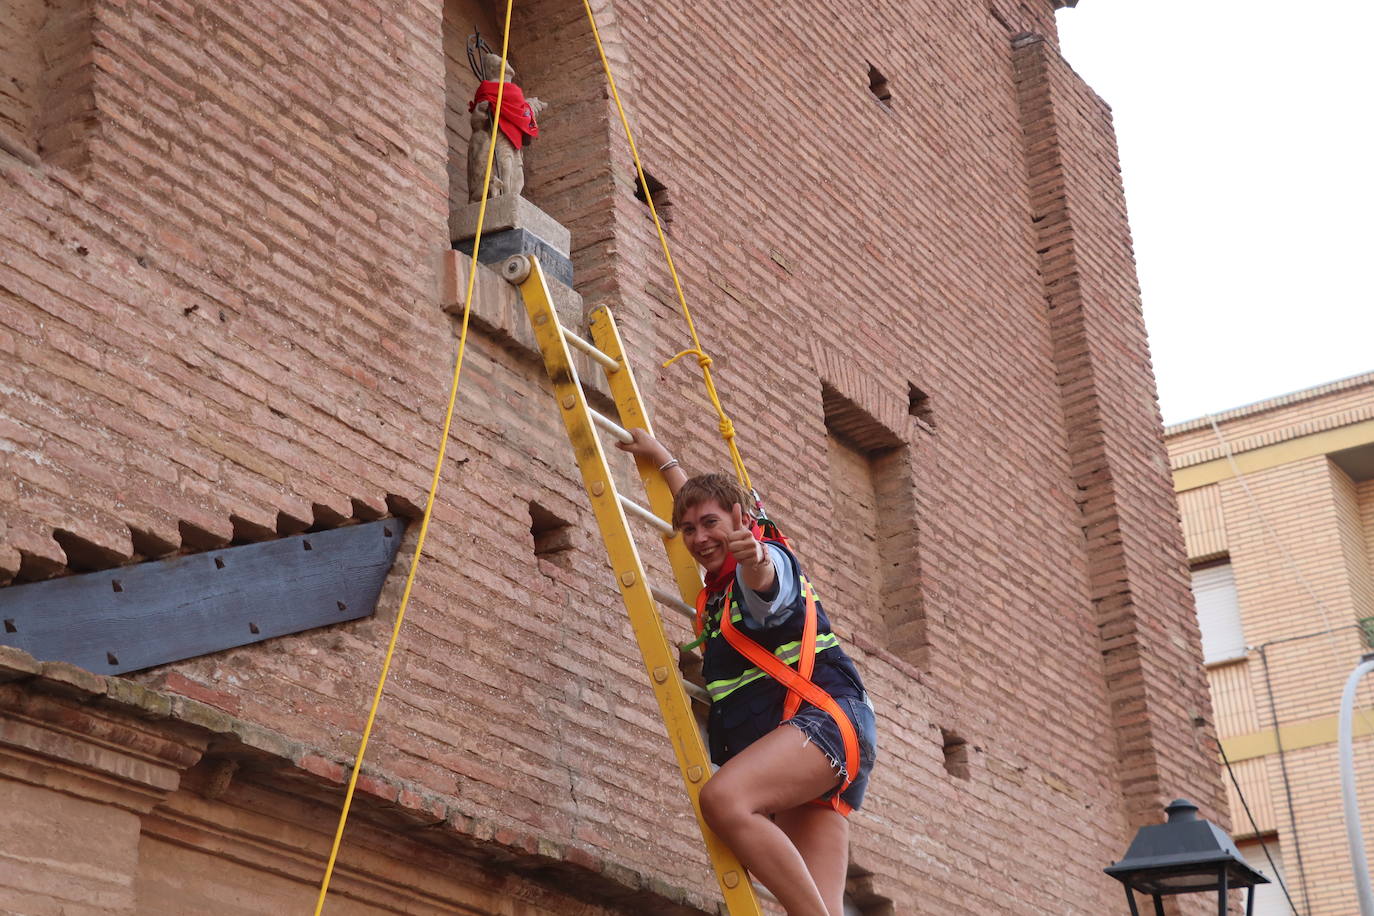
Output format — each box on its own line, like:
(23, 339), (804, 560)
(677, 498), (732, 575)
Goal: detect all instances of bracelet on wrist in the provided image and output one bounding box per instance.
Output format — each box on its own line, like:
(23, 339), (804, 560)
(658, 457), (680, 472)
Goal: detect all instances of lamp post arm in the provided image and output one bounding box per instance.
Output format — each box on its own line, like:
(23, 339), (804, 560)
(1339, 655), (1374, 916)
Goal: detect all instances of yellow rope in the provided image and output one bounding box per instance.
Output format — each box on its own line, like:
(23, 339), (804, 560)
(580, 0), (753, 494)
(311, 3), (515, 910)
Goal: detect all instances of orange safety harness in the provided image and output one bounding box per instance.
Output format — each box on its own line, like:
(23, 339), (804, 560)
(693, 512), (861, 816)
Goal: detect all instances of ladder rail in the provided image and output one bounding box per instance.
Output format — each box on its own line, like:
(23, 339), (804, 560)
(511, 257), (762, 916)
(588, 306), (706, 611)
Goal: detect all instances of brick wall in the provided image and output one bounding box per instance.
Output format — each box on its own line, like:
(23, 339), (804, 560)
(1363, 479), (1374, 572)
(1, 0), (1223, 911)
(1167, 376), (1374, 914)
(0, 0), (47, 146)
(1167, 372), (1374, 468)
(1, 0), (97, 172)
(824, 432), (884, 640)
(1012, 29), (1227, 843)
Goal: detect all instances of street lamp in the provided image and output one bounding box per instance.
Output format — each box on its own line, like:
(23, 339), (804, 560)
(1105, 798), (1269, 916)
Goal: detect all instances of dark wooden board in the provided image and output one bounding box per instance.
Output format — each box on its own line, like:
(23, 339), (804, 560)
(0, 519), (406, 674)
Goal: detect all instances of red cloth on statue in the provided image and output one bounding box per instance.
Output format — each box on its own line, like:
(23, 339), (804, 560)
(469, 81), (539, 151)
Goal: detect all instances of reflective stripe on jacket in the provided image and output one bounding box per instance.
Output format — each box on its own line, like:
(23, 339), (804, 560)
(700, 542), (840, 702)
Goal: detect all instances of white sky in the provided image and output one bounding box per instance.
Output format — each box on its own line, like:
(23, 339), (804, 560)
(1056, 1), (1374, 426)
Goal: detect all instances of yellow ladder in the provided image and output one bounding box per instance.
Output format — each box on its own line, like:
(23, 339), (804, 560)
(501, 254), (764, 916)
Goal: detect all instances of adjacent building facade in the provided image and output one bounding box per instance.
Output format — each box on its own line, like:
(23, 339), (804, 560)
(1168, 372), (1374, 915)
(3, 0), (1228, 912)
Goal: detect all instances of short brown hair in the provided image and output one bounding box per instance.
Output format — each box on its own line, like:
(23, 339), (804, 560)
(672, 473), (753, 529)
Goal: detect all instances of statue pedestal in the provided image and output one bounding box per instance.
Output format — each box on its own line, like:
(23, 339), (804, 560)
(442, 196), (589, 377)
(450, 196), (573, 288)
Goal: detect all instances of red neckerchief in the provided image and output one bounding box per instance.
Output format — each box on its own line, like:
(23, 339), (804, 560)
(703, 521), (764, 595)
(470, 81), (539, 151)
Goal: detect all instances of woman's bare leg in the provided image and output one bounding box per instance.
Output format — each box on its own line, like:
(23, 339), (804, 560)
(775, 805), (850, 916)
(698, 726), (841, 916)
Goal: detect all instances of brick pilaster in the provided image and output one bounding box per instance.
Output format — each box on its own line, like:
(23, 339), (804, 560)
(1012, 32), (1227, 833)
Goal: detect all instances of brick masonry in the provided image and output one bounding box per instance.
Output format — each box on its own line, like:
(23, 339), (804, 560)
(1, 0), (1225, 912)
(1167, 375), (1374, 915)
(0, 645), (712, 915)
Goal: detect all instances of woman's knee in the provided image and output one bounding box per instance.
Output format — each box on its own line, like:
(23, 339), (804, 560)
(699, 775), (746, 832)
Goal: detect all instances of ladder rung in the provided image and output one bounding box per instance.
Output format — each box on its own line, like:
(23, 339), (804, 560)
(651, 586), (696, 620)
(683, 680), (710, 706)
(618, 494), (674, 537)
(562, 325), (620, 372)
(589, 407), (633, 444)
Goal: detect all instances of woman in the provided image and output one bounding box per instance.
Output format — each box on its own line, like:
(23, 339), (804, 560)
(618, 429), (878, 916)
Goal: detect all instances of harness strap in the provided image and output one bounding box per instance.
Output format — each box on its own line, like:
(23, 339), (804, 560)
(758, 527), (812, 722)
(708, 578), (861, 815)
(782, 574), (817, 721)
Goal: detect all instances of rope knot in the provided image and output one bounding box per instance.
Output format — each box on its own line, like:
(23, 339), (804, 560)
(663, 347), (703, 369)
(697, 353), (713, 369)
(719, 418), (735, 439)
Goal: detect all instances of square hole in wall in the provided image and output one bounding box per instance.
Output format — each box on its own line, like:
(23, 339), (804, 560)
(633, 168), (674, 226)
(529, 502), (574, 572)
(908, 383), (935, 431)
(941, 728), (970, 780)
(845, 867), (895, 916)
(867, 64), (892, 107)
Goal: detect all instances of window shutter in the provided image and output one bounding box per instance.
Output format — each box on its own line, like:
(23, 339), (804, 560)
(1238, 839), (1287, 916)
(1192, 563), (1246, 664)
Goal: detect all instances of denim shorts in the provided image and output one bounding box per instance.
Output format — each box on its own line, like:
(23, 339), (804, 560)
(785, 691), (878, 812)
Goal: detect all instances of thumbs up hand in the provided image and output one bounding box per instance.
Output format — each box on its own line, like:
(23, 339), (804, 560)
(728, 503), (777, 593)
(727, 503), (764, 569)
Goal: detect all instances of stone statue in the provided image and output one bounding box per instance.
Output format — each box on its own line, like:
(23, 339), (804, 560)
(467, 53), (545, 202)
